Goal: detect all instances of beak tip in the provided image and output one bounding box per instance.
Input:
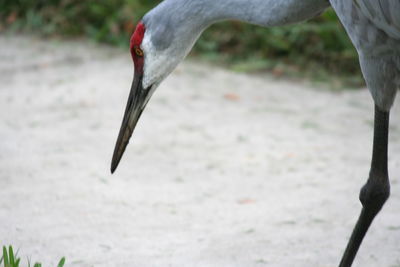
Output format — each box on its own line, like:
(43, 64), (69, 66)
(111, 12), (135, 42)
(110, 159), (119, 174)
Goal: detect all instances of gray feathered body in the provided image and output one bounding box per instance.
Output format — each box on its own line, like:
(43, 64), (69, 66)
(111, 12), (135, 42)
(330, 0), (400, 110)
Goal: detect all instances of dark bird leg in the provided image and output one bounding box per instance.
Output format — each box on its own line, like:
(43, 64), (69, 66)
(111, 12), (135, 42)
(339, 105), (390, 267)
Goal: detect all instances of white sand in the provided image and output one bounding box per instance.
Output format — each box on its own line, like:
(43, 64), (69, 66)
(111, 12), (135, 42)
(0, 34), (399, 267)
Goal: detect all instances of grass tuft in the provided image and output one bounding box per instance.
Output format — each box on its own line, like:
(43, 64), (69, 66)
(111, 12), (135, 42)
(1, 246), (65, 267)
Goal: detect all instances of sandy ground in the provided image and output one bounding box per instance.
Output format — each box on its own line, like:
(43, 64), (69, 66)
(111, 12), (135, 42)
(0, 34), (399, 267)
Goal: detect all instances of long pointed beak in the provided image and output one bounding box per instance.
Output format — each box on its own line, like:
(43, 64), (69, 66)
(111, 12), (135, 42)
(111, 73), (151, 173)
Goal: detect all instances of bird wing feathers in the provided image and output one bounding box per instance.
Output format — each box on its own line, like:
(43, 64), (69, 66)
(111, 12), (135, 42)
(354, 0), (400, 39)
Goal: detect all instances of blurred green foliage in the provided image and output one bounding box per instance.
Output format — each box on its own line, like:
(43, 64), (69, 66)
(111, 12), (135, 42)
(0, 0), (158, 43)
(0, 0), (362, 85)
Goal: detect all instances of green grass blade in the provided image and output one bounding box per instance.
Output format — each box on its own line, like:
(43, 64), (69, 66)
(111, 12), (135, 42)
(57, 257), (65, 267)
(3, 246), (9, 266)
(8, 246), (14, 265)
(15, 258), (20, 267)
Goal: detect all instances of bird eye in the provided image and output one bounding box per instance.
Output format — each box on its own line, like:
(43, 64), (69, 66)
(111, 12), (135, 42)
(135, 47), (144, 57)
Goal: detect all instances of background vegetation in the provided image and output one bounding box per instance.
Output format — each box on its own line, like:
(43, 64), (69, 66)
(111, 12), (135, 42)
(0, 0), (363, 86)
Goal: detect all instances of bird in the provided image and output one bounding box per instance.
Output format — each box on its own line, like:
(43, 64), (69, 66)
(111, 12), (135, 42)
(110, 0), (400, 266)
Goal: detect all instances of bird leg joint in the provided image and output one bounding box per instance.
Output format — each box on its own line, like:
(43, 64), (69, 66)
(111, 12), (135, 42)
(359, 173), (390, 214)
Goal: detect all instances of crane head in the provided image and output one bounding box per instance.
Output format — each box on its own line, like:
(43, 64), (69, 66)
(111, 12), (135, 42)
(111, 19), (187, 173)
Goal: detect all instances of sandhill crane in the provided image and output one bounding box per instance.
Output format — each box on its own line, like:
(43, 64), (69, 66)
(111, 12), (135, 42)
(110, 0), (400, 266)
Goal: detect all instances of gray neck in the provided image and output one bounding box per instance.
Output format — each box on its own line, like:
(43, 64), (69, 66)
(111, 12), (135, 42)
(143, 0), (330, 50)
(145, 0), (329, 28)
(201, 0), (329, 27)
